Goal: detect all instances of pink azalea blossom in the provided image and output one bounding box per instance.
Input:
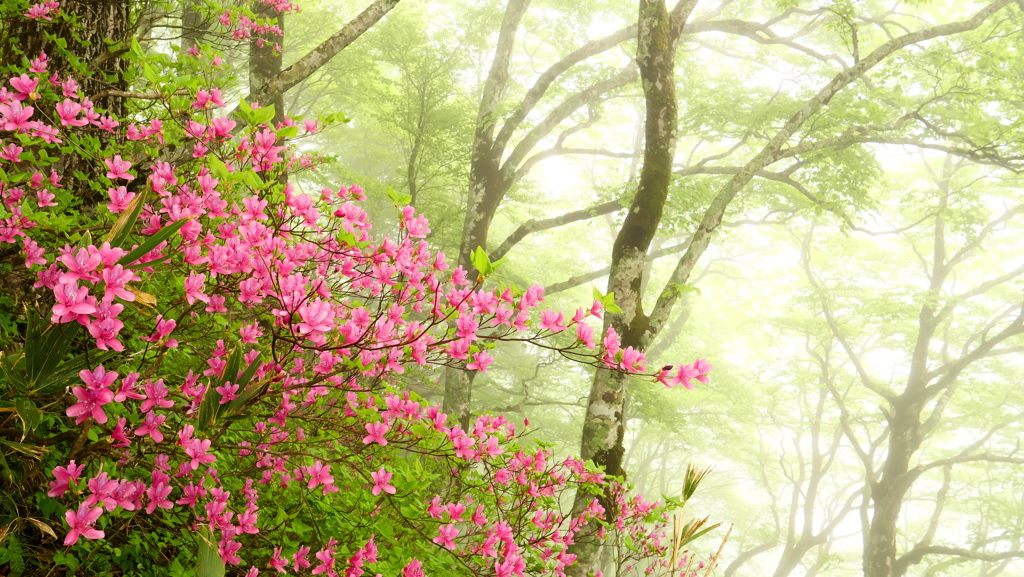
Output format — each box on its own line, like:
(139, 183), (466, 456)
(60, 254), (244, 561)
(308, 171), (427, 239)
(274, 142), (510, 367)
(432, 523), (458, 550)
(403, 559), (425, 577)
(65, 366), (118, 424)
(55, 98), (86, 126)
(134, 410), (167, 442)
(269, 547), (289, 572)
(467, 350), (494, 372)
(370, 467), (396, 496)
(106, 185), (135, 213)
(215, 382), (239, 403)
(64, 503), (104, 546)
(362, 421), (389, 446)
(48, 460), (84, 497)
(22, 238), (45, 267)
(539, 310), (567, 332)
(103, 155), (134, 180)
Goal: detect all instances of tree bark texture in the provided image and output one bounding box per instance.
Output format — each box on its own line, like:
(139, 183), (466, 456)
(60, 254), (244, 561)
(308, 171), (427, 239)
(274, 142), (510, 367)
(250, 1), (286, 126)
(568, 1), (682, 574)
(442, 0), (531, 430)
(445, 0), (640, 430)
(2, 0), (132, 116)
(2, 0), (132, 200)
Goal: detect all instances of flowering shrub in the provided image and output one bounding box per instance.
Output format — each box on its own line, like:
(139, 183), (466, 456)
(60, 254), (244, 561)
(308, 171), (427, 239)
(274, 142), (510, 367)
(0, 2), (714, 576)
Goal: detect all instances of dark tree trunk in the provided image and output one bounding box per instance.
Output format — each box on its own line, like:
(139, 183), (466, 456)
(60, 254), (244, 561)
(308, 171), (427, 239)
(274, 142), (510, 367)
(2, 0), (133, 202)
(250, 1), (286, 126)
(567, 1), (684, 574)
(0, 0), (133, 320)
(2, 0), (131, 116)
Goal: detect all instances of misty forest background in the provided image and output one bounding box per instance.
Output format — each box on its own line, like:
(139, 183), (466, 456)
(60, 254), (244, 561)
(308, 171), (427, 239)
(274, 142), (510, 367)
(110, 0), (1024, 575)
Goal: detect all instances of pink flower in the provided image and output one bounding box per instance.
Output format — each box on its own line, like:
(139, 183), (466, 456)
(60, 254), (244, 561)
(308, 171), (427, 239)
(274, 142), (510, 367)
(192, 88), (225, 109)
(183, 272), (209, 304)
(362, 421), (389, 446)
(101, 264), (138, 303)
(293, 546), (311, 571)
(215, 382), (239, 403)
(669, 363), (699, 390)
(540, 309), (566, 332)
(110, 417), (130, 447)
(9, 74), (38, 99)
(269, 547), (289, 572)
(432, 523), (458, 550)
(140, 315), (178, 348)
(577, 322), (596, 349)
(106, 186), (135, 213)
(29, 52), (48, 74)
(36, 188), (56, 207)
(61, 77), (78, 97)
(692, 358), (712, 384)
(48, 460), (84, 497)
(0, 100), (34, 131)
(370, 467), (395, 496)
(403, 559), (424, 577)
(104, 155), (134, 180)
(25, 2), (58, 21)
(466, 350), (494, 372)
(134, 410), (167, 442)
(306, 461), (335, 492)
(23, 238), (45, 267)
(55, 98), (86, 126)
(296, 300), (334, 336)
(145, 481), (173, 513)
(65, 366), (118, 424)
(1, 143), (23, 162)
(239, 322), (262, 344)
(184, 438), (216, 470)
(64, 503), (104, 546)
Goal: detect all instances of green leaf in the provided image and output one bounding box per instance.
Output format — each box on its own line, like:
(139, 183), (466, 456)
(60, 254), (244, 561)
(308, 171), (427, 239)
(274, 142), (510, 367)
(597, 291), (623, 314)
(196, 527), (224, 577)
(0, 439), (46, 459)
(14, 398), (39, 433)
(241, 170), (265, 190)
(252, 104), (275, 126)
(208, 156), (230, 180)
(34, 350), (117, 395)
(471, 246), (502, 278)
(1, 352), (29, 393)
(116, 217), (191, 267)
(142, 64), (159, 84)
(107, 188), (149, 248)
(680, 520), (722, 548)
(226, 354), (267, 415)
(0, 448), (14, 483)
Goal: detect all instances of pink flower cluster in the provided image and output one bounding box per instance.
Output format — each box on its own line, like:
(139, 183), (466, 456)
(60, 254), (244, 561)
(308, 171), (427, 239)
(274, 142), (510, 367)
(0, 21), (710, 577)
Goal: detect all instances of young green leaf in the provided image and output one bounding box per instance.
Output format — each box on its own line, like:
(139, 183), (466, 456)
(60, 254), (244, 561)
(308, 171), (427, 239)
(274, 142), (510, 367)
(116, 217), (191, 267)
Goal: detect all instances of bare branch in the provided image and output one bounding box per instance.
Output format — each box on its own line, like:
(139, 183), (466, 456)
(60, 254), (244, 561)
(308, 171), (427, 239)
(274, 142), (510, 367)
(242, 0), (401, 113)
(645, 0), (1016, 345)
(501, 65), (639, 178)
(492, 23), (637, 155)
(490, 199), (625, 262)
